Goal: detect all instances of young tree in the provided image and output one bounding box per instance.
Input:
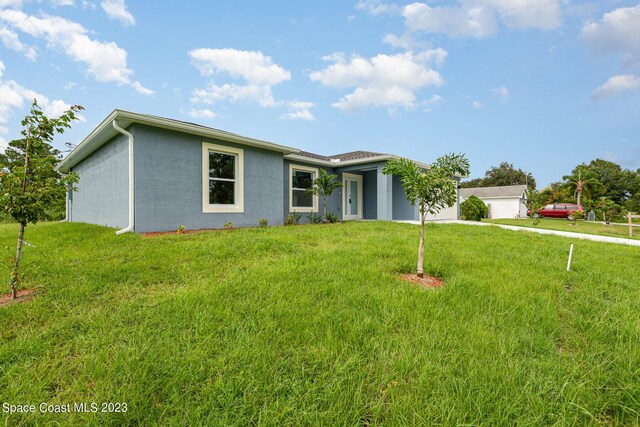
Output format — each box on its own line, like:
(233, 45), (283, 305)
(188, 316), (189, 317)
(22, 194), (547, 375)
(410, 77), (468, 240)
(309, 169), (342, 223)
(562, 166), (602, 207)
(0, 100), (83, 299)
(383, 153), (470, 278)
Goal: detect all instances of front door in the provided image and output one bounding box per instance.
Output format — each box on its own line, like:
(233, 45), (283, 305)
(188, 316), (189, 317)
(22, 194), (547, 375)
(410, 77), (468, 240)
(343, 173), (363, 220)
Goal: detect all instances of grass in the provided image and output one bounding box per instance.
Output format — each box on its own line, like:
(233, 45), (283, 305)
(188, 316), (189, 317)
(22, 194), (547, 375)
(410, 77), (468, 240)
(1, 221), (639, 425)
(485, 218), (639, 241)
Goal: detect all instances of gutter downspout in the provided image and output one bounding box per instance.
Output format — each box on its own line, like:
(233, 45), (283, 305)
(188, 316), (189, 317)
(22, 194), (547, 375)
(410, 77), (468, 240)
(112, 120), (134, 234)
(60, 180), (69, 222)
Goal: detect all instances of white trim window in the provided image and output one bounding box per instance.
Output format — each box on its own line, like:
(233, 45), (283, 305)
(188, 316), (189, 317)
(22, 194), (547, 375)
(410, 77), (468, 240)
(289, 164), (318, 212)
(202, 142), (244, 213)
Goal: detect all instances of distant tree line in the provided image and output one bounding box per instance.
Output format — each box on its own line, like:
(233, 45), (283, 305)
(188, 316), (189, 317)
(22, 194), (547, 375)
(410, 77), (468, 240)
(461, 162), (536, 192)
(462, 159), (640, 222)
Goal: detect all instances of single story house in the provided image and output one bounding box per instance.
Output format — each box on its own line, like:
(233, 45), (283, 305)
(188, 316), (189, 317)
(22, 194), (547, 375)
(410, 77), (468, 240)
(460, 185), (528, 219)
(57, 110), (463, 233)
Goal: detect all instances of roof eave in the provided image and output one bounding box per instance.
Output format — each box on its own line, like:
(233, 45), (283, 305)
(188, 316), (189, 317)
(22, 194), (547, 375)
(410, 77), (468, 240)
(57, 109), (300, 173)
(283, 154), (431, 169)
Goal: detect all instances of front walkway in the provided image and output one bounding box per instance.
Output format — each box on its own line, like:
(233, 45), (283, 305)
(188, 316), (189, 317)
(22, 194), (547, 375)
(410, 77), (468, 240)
(396, 220), (640, 247)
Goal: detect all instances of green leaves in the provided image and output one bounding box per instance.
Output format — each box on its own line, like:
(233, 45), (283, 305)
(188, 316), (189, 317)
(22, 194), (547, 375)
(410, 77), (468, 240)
(0, 99), (83, 226)
(309, 169), (342, 198)
(382, 153), (470, 216)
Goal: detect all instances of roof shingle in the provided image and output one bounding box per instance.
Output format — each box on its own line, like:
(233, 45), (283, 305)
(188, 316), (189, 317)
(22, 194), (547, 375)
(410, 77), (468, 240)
(296, 150), (386, 162)
(460, 185), (527, 199)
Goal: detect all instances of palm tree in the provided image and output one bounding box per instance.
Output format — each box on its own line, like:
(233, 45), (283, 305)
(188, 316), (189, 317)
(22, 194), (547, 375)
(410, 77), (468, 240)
(596, 196), (615, 223)
(562, 167), (602, 207)
(309, 169), (342, 222)
(383, 153), (470, 278)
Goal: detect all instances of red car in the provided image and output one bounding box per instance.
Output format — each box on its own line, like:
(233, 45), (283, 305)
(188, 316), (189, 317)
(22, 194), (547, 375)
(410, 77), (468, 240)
(531, 203), (583, 220)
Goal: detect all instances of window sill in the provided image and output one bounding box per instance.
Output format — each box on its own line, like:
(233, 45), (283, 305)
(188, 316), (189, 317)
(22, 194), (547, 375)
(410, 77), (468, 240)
(203, 205), (244, 214)
(290, 207), (318, 213)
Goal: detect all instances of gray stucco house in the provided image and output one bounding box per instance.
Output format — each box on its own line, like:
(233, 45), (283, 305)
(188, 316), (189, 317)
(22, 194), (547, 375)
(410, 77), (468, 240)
(58, 110), (454, 233)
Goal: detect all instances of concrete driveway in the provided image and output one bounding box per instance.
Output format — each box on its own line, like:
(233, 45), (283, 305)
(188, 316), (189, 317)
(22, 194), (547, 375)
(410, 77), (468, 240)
(397, 220), (640, 247)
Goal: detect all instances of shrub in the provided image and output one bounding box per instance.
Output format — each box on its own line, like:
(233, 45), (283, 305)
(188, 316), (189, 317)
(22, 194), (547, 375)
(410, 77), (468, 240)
(568, 210), (585, 224)
(326, 212), (339, 224)
(307, 213), (323, 224)
(176, 225), (185, 234)
(284, 212), (302, 226)
(223, 222), (233, 229)
(461, 195), (488, 221)
(258, 218), (268, 228)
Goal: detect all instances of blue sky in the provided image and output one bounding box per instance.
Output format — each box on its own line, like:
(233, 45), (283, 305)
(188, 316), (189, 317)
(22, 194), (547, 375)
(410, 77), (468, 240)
(1, 0), (639, 187)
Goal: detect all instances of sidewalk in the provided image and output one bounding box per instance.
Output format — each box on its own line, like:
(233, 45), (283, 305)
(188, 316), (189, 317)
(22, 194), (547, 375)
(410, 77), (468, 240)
(396, 220), (640, 247)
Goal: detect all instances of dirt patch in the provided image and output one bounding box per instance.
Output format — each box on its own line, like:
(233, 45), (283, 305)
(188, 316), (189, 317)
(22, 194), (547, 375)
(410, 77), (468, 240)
(401, 274), (445, 289)
(0, 289), (35, 307)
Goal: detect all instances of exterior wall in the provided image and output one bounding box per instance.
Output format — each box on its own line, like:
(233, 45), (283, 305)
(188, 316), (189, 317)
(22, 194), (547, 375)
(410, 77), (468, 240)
(519, 197), (528, 218)
(483, 197), (526, 219)
(391, 175), (418, 220)
(133, 124), (284, 232)
(376, 164), (393, 220)
(283, 160), (342, 223)
(362, 170), (377, 219)
(70, 133), (129, 228)
(425, 205), (458, 221)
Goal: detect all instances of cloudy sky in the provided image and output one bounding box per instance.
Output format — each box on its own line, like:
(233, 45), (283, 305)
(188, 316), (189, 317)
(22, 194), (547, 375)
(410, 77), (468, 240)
(1, 0), (639, 186)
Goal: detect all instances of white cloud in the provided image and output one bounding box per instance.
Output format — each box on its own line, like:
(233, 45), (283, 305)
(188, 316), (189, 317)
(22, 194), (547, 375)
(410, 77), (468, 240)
(189, 48), (290, 107)
(593, 74), (640, 99)
(51, 0), (75, 6)
(281, 101), (315, 121)
(491, 85), (509, 102)
(582, 5), (640, 99)
(423, 94), (442, 112)
(489, 0), (561, 31)
(356, 0), (399, 16)
(0, 65), (84, 149)
(402, 0), (561, 38)
(582, 4), (640, 68)
(101, 0), (135, 26)
(189, 48), (314, 120)
(403, 2), (496, 38)
(0, 9), (152, 94)
(0, 0), (22, 8)
(186, 108), (217, 120)
(382, 32), (432, 51)
(189, 48), (290, 86)
(0, 26), (37, 60)
(310, 50), (444, 112)
(191, 83), (276, 107)
(472, 100), (482, 108)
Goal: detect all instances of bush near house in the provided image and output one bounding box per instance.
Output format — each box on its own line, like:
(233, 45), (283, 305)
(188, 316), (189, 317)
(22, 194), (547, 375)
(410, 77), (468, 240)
(461, 195), (488, 221)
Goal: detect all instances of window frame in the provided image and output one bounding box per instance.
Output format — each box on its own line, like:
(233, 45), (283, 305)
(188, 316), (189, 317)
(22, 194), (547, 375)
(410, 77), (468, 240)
(202, 142), (244, 213)
(289, 164), (318, 213)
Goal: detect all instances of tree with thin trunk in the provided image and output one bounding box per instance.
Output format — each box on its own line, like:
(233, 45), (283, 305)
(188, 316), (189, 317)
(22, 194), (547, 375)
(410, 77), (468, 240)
(0, 100), (82, 299)
(309, 169), (342, 223)
(562, 166), (602, 208)
(382, 153), (470, 278)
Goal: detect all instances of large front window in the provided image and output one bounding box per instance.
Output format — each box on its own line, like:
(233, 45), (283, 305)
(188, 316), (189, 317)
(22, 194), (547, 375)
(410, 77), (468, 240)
(208, 152), (236, 205)
(202, 142), (244, 213)
(289, 164), (318, 212)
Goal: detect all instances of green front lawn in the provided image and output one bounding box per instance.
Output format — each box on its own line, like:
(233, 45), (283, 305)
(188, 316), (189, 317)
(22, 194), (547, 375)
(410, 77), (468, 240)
(1, 222), (639, 425)
(485, 218), (639, 240)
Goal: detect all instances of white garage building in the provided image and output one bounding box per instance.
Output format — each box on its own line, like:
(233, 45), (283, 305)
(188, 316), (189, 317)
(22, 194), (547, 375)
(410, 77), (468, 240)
(460, 185), (528, 219)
